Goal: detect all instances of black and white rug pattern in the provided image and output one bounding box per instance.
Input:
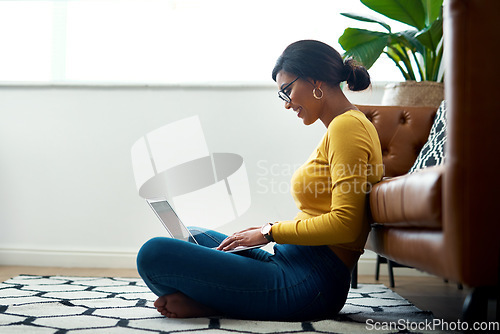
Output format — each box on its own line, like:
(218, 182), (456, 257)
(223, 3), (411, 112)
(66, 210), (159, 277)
(0, 275), (435, 333)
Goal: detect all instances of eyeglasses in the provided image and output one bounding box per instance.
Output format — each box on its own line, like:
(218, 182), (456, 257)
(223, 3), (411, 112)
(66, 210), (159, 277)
(278, 77), (300, 103)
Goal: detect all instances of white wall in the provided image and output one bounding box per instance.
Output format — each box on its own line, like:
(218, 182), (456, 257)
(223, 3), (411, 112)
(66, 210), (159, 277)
(0, 82), (394, 274)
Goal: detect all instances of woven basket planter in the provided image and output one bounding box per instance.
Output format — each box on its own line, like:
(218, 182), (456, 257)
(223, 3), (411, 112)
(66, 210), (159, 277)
(381, 81), (444, 107)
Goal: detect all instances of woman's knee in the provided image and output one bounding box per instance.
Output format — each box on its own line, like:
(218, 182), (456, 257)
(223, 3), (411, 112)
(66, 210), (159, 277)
(136, 237), (175, 273)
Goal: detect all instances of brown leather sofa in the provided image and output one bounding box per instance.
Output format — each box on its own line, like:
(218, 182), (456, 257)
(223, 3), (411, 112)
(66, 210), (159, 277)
(354, 0), (500, 321)
(354, 104), (443, 274)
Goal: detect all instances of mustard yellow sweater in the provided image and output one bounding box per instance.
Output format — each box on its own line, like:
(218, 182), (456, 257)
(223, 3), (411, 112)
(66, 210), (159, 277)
(272, 110), (384, 253)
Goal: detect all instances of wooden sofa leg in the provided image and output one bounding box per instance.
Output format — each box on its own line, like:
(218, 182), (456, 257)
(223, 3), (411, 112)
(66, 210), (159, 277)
(375, 255), (382, 281)
(374, 255), (396, 287)
(351, 263), (358, 289)
(387, 260), (395, 288)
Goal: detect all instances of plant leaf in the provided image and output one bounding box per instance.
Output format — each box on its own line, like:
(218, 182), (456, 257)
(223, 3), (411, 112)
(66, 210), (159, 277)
(338, 28), (390, 69)
(415, 16), (443, 52)
(396, 29), (425, 54)
(421, 0), (443, 26)
(387, 44), (417, 80)
(361, 0), (426, 30)
(340, 12), (392, 32)
(385, 49), (412, 80)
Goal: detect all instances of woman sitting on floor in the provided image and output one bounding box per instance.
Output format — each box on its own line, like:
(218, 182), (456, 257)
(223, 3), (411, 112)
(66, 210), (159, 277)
(136, 39), (383, 321)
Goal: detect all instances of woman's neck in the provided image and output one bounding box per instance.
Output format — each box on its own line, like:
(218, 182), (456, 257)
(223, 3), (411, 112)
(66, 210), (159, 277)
(319, 87), (357, 128)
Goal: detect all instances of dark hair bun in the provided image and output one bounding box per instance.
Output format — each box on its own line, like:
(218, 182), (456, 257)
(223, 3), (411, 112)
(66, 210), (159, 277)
(272, 40), (371, 91)
(343, 58), (371, 91)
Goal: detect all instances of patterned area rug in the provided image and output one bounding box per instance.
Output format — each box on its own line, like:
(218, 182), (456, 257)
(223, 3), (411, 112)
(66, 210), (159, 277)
(0, 275), (435, 333)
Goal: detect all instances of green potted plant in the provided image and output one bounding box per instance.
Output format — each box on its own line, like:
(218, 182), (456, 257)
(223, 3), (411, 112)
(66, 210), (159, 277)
(338, 0), (444, 107)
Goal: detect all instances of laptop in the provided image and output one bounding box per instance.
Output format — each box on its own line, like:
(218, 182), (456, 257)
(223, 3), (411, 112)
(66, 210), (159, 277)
(146, 198), (264, 253)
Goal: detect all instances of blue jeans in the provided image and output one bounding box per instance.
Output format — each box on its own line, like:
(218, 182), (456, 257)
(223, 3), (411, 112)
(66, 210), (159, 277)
(136, 227), (351, 321)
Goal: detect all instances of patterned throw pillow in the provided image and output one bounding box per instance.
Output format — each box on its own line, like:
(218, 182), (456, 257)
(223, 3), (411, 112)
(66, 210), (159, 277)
(408, 100), (447, 173)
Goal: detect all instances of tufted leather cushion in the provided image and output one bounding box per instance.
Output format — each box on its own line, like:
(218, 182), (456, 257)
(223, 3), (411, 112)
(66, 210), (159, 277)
(369, 165), (443, 229)
(356, 105), (438, 177)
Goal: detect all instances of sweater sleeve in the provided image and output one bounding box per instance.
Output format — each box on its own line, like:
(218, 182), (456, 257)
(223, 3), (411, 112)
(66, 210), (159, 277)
(272, 114), (374, 246)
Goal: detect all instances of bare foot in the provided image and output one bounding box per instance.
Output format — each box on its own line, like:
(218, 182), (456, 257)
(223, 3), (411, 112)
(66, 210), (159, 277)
(154, 292), (217, 318)
(153, 295), (169, 317)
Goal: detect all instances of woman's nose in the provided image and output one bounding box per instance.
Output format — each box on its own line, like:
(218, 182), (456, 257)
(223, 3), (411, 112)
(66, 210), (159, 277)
(285, 101), (292, 109)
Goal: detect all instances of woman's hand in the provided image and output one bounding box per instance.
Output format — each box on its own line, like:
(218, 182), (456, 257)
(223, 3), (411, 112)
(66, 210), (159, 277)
(216, 226), (269, 252)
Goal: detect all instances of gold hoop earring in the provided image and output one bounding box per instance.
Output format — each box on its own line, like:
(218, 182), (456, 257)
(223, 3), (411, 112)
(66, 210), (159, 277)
(313, 87), (324, 100)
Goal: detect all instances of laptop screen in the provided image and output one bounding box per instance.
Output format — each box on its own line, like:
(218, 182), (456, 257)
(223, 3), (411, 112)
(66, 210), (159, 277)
(147, 199), (198, 244)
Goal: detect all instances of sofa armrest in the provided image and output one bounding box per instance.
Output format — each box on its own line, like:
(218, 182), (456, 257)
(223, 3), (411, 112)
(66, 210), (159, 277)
(370, 165), (444, 228)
